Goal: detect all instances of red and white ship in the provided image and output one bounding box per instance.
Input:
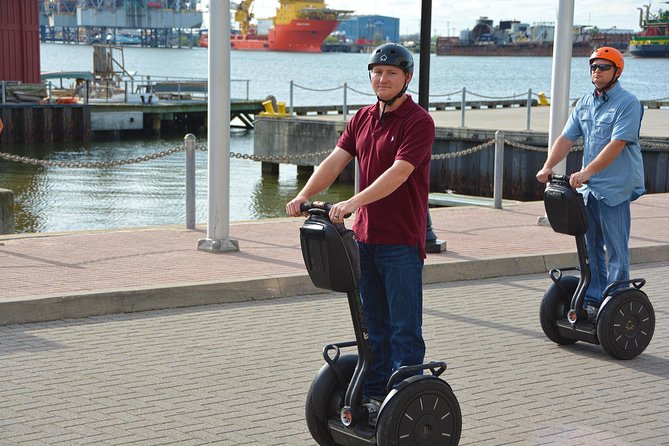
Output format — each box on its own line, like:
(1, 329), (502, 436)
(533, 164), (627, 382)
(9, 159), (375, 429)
(200, 0), (352, 53)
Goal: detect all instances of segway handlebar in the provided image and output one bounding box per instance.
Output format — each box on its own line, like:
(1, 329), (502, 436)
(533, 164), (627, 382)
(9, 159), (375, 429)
(548, 173), (570, 183)
(548, 174), (588, 187)
(300, 201), (351, 220)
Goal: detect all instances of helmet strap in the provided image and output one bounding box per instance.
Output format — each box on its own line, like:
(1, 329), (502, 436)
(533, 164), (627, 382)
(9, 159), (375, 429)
(592, 68), (620, 102)
(376, 75), (410, 121)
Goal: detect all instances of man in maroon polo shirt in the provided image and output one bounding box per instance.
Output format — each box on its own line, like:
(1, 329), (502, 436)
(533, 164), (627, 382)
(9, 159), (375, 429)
(286, 43), (435, 412)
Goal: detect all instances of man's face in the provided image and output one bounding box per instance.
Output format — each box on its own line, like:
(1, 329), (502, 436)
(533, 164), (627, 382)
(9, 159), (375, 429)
(590, 58), (618, 90)
(370, 65), (411, 102)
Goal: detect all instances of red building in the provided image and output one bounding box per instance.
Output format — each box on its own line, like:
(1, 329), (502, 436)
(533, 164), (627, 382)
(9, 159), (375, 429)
(0, 0), (41, 83)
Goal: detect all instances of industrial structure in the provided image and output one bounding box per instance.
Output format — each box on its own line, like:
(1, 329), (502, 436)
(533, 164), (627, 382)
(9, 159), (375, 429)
(38, 0), (203, 47)
(336, 15), (400, 45)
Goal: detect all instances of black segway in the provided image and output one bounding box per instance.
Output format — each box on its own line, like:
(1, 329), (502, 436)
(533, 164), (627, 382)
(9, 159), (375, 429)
(299, 201), (462, 446)
(539, 175), (655, 359)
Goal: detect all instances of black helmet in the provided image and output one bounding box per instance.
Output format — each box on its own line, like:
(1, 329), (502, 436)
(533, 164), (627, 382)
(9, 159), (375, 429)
(368, 43), (414, 74)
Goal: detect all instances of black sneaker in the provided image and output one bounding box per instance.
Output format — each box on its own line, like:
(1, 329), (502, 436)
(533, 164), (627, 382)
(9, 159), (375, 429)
(362, 397), (382, 424)
(585, 305), (599, 322)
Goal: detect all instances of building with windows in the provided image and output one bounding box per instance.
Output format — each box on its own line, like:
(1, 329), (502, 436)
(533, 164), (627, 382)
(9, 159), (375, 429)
(336, 15), (399, 44)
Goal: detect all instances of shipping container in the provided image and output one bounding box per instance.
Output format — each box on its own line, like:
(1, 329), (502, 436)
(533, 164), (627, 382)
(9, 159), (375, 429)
(0, 0), (41, 83)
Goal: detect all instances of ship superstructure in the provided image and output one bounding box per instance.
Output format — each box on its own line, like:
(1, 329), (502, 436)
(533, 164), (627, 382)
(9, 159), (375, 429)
(229, 0), (353, 52)
(629, 3), (669, 57)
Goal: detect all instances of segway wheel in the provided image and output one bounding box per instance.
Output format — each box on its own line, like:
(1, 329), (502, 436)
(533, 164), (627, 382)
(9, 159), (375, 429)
(305, 354), (357, 446)
(376, 377), (461, 446)
(597, 289), (655, 360)
(539, 276), (579, 345)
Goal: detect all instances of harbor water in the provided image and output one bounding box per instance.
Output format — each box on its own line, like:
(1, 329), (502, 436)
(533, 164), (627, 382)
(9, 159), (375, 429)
(1, 44), (668, 233)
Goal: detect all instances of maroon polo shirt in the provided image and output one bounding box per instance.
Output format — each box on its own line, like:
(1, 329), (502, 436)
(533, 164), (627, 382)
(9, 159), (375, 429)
(337, 95), (435, 258)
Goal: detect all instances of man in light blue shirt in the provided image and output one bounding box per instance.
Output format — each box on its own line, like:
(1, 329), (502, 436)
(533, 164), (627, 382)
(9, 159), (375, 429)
(536, 47), (645, 314)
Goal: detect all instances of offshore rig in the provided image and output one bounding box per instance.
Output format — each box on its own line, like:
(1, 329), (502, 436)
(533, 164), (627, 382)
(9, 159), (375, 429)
(38, 0), (203, 48)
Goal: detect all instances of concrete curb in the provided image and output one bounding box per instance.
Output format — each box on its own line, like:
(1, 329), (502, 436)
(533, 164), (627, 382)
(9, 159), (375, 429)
(3, 245), (667, 326)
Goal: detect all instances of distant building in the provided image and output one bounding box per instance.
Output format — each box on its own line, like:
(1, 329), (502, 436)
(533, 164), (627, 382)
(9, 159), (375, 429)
(336, 15), (399, 44)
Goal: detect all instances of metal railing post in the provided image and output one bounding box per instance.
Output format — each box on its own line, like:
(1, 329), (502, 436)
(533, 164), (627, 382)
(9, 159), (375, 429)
(526, 88), (532, 131)
(460, 87), (466, 127)
(289, 80), (294, 116)
(245, 79), (249, 100)
(493, 130), (505, 209)
(185, 133), (196, 229)
(343, 82), (348, 121)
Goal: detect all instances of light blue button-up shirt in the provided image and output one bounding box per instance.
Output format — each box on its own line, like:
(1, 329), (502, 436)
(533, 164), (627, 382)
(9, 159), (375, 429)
(562, 82), (646, 207)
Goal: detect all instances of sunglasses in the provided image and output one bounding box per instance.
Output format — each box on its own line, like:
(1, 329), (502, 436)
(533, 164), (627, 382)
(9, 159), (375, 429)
(590, 63), (615, 72)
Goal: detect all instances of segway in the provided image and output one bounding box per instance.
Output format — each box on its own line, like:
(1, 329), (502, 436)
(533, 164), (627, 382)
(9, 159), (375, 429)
(299, 201), (462, 446)
(539, 175), (655, 359)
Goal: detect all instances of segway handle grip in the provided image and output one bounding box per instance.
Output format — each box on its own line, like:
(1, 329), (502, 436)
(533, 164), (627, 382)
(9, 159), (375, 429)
(300, 201), (351, 219)
(548, 173), (570, 183)
(300, 201), (332, 213)
(548, 174), (588, 187)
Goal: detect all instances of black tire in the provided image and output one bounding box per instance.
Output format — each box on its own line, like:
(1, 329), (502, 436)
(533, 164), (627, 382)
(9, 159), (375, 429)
(539, 276), (579, 345)
(305, 355), (357, 446)
(597, 289), (655, 360)
(376, 377), (461, 446)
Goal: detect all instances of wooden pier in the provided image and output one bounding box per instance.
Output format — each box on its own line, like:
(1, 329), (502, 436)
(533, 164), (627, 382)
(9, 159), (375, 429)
(253, 106), (669, 202)
(0, 99), (264, 143)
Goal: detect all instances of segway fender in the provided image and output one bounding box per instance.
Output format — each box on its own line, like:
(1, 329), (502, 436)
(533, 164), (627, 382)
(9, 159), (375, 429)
(309, 354), (358, 422)
(597, 284), (649, 324)
(376, 375), (452, 433)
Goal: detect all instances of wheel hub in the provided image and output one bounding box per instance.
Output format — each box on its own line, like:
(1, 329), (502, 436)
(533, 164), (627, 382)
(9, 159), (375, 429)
(414, 414), (439, 444)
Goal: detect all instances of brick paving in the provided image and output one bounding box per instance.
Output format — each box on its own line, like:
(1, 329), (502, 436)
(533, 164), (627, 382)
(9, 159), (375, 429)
(2, 194), (668, 324)
(0, 263), (667, 445)
(1, 194), (669, 444)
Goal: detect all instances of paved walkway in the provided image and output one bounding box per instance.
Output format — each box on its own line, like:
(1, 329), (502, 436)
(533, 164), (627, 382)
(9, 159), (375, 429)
(2, 194), (669, 325)
(1, 195), (669, 444)
(315, 105), (669, 138)
(1, 261), (667, 444)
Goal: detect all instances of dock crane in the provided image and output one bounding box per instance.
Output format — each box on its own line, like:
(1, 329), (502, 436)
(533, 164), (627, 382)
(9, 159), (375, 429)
(234, 0), (255, 35)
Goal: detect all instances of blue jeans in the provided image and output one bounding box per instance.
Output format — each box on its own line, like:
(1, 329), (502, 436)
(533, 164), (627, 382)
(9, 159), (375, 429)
(583, 195), (631, 306)
(358, 242), (425, 398)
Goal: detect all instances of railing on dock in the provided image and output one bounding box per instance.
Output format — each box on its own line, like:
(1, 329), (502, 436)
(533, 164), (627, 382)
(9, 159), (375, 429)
(286, 80), (669, 130)
(288, 80), (546, 131)
(2, 134), (669, 234)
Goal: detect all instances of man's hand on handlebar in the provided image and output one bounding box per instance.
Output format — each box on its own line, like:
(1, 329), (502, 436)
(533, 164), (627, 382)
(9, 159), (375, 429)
(286, 196), (309, 217)
(569, 170), (591, 189)
(536, 167), (554, 184)
(328, 200), (356, 223)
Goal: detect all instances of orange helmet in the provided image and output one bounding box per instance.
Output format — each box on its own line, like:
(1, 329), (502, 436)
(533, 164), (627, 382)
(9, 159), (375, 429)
(589, 47), (624, 76)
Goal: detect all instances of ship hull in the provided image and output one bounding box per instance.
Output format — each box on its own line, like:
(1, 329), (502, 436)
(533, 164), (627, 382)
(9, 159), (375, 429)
(231, 19), (339, 52)
(628, 39), (669, 58)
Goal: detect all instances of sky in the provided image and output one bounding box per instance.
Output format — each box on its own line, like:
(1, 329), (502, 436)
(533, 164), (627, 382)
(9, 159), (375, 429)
(227, 0), (661, 36)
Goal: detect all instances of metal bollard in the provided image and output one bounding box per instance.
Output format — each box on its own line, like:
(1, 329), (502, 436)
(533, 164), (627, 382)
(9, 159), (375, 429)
(184, 134), (196, 229)
(343, 82), (348, 121)
(460, 87), (466, 127)
(0, 188), (15, 234)
(526, 88), (532, 131)
(493, 130), (504, 209)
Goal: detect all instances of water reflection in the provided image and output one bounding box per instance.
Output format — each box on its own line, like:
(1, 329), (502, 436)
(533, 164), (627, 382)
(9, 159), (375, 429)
(250, 168), (353, 220)
(0, 131), (351, 233)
